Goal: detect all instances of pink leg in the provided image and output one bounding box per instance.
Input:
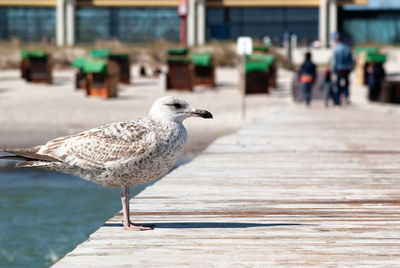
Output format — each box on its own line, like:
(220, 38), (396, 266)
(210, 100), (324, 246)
(121, 186), (153, 231)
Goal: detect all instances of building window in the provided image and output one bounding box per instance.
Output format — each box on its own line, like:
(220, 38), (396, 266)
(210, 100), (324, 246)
(76, 7), (180, 43)
(206, 7), (318, 45)
(0, 7), (56, 42)
(340, 9), (400, 45)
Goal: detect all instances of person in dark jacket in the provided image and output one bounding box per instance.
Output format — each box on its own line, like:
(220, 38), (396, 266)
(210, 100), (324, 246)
(331, 33), (354, 105)
(366, 62), (385, 101)
(298, 52), (317, 107)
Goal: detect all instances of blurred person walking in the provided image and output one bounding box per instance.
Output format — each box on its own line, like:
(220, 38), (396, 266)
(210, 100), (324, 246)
(319, 69), (335, 107)
(331, 33), (354, 105)
(366, 61), (385, 101)
(298, 52), (316, 107)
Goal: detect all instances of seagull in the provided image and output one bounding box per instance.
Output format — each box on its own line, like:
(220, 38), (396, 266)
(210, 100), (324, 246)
(1, 96), (213, 231)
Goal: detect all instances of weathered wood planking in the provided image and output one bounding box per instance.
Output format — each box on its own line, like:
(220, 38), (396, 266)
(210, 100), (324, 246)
(52, 102), (400, 267)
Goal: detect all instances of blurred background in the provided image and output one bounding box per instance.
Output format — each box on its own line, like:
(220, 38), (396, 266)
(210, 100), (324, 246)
(1, 0), (400, 267)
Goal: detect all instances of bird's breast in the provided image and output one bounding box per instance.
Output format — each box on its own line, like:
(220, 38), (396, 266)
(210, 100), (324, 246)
(112, 122), (187, 186)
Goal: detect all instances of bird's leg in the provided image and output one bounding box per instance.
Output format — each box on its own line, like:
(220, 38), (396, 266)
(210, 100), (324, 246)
(124, 187), (155, 229)
(120, 186), (153, 231)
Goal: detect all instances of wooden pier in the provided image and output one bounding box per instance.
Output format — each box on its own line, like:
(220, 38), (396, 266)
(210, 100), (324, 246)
(53, 99), (400, 266)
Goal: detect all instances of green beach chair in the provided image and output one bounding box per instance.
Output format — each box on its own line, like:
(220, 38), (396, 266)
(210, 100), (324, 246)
(166, 48), (193, 91)
(82, 58), (119, 98)
(191, 53), (215, 88)
(20, 50), (52, 83)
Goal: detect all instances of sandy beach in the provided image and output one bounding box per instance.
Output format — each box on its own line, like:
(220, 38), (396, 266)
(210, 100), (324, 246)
(0, 66), (292, 158)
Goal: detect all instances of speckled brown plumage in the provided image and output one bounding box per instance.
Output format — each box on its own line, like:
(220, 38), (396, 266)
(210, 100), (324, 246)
(2, 96), (213, 231)
(20, 118), (187, 187)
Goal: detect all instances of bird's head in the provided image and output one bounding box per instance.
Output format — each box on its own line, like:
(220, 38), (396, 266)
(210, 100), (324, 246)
(149, 96), (213, 123)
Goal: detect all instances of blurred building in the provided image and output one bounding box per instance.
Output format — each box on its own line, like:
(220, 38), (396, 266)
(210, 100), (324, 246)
(340, 3), (400, 44)
(0, 0), (381, 47)
(0, 0), (182, 45)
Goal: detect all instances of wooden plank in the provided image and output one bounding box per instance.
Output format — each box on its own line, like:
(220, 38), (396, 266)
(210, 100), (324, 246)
(53, 89), (400, 266)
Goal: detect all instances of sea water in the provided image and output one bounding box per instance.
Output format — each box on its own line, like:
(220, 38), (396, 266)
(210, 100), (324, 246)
(0, 164), (146, 268)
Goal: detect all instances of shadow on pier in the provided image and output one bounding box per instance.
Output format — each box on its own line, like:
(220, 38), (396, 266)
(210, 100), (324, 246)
(103, 222), (304, 229)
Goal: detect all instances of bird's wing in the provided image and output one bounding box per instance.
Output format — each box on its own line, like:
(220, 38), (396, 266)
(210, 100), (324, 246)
(37, 119), (157, 169)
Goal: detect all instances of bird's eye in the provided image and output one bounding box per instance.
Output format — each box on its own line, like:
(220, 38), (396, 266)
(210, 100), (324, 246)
(173, 103), (182, 109)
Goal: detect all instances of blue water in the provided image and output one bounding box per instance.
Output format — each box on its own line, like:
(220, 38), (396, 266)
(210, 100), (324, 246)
(0, 164), (147, 268)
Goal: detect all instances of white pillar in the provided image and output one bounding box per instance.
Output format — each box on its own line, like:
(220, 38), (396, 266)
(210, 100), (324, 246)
(329, 0), (338, 46)
(66, 0), (75, 46)
(187, 0), (195, 46)
(56, 0), (65, 46)
(319, 0), (328, 48)
(196, 0), (206, 45)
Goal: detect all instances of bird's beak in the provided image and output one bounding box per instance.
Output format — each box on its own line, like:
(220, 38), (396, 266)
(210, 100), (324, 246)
(191, 109), (213, 119)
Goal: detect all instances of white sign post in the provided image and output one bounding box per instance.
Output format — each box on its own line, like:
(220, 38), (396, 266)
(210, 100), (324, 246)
(237, 37), (253, 56)
(236, 37), (253, 120)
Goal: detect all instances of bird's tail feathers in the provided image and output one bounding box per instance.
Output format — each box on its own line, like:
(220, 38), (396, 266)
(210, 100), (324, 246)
(2, 146), (60, 162)
(1, 146), (61, 168)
